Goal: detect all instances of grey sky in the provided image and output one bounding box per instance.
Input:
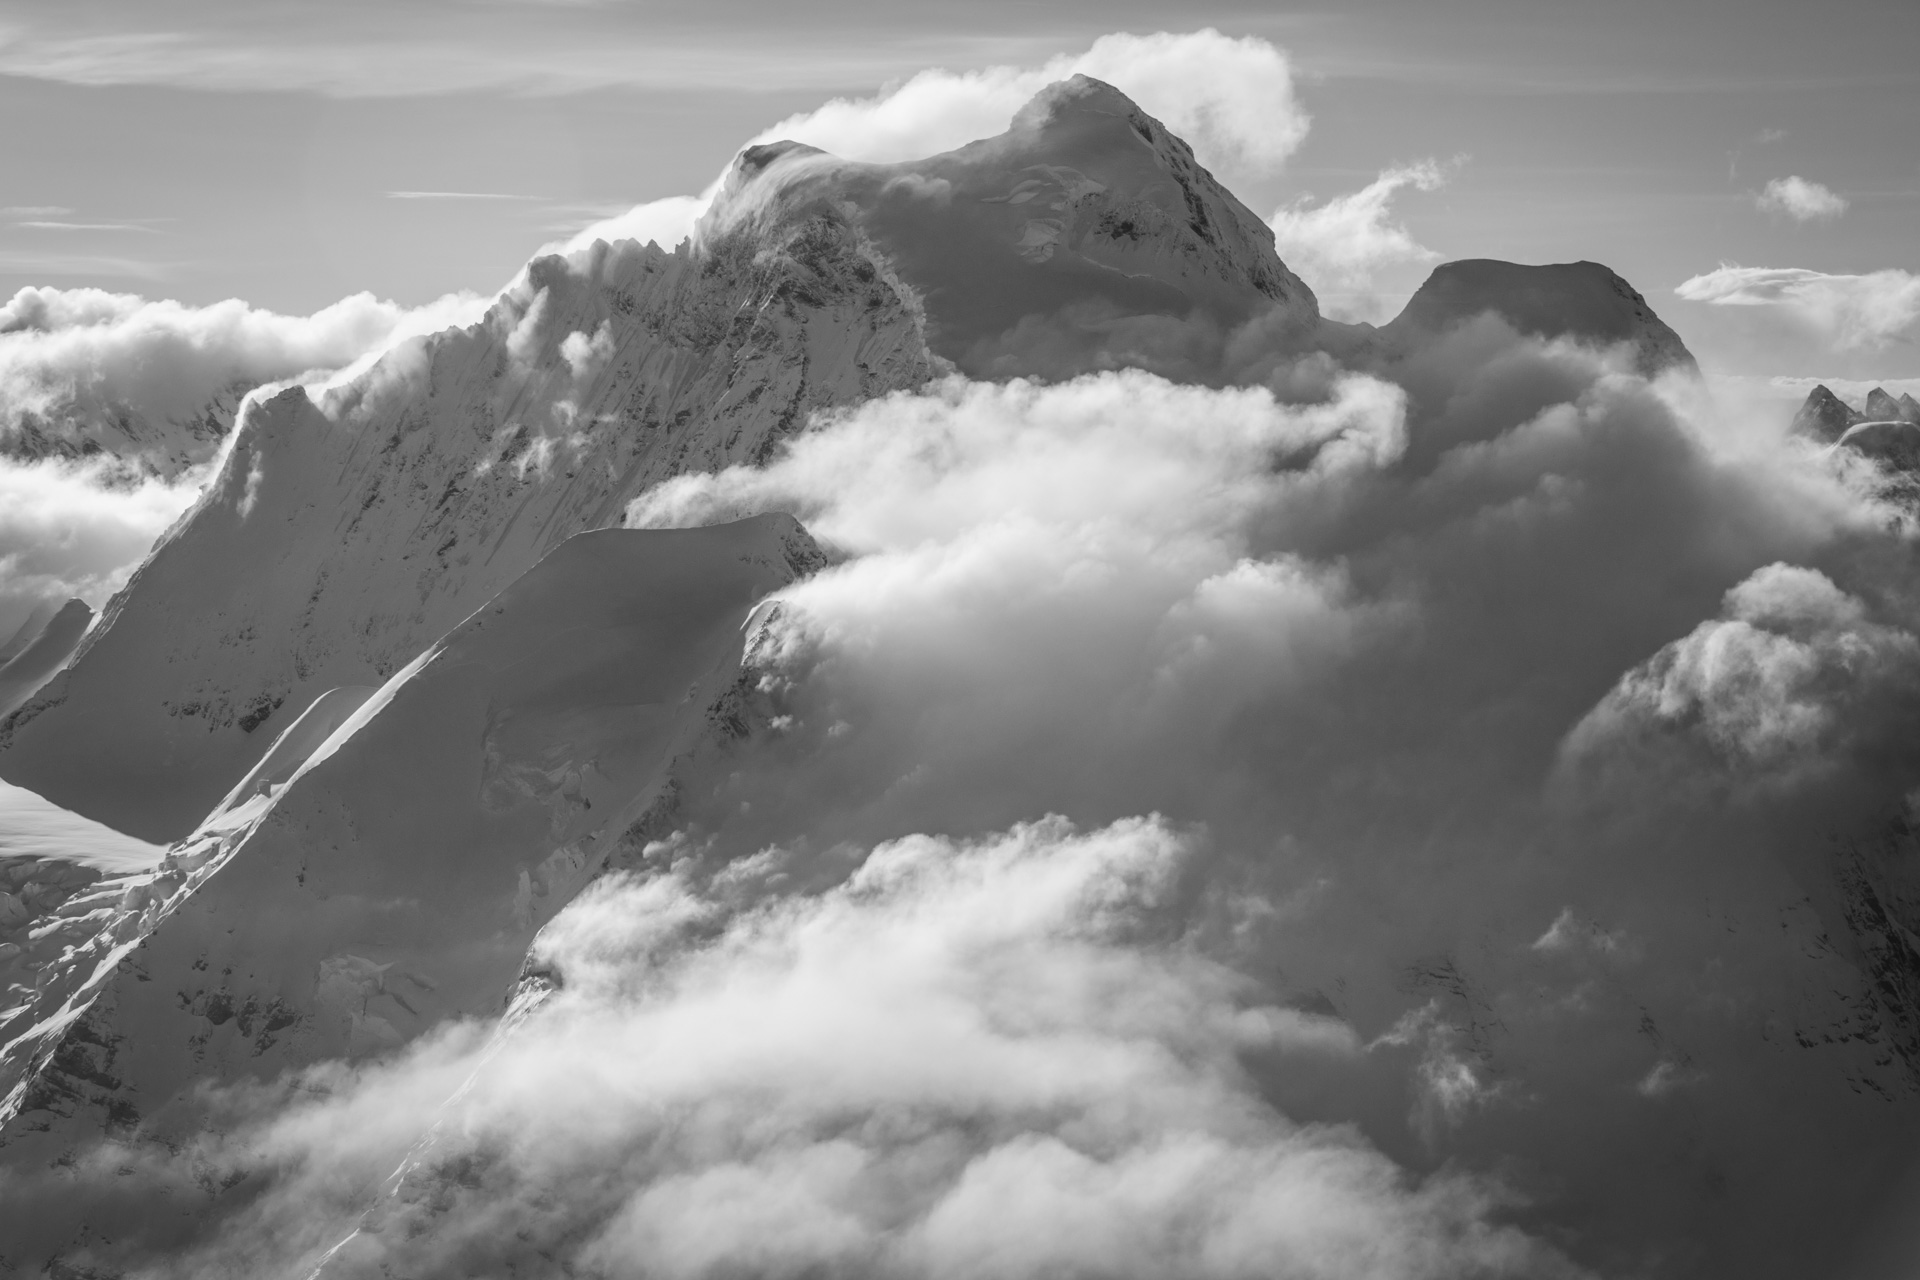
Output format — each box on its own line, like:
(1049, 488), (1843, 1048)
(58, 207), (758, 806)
(0, 0), (1914, 380)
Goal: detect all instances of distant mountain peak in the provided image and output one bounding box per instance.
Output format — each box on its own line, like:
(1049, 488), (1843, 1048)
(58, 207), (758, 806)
(1378, 258), (1696, 376)
(1791, 384), (1920, 444)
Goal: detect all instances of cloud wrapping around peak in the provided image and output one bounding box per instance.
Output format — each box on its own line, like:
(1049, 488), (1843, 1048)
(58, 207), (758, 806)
(752, 30), (1307, 177)
(1267, 161), (1450, 317)
(554, 30), (1307, 255)
(1675, 265), (1920, 351)
(1755, 175), (1848, 222)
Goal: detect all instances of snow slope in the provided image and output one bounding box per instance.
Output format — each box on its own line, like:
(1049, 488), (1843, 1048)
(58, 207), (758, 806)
(0, 515), (819, 1264)
(0, 781), (163, 874)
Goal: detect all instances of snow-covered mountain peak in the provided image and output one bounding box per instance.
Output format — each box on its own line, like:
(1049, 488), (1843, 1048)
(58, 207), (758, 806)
(698, 75), (1321, 381)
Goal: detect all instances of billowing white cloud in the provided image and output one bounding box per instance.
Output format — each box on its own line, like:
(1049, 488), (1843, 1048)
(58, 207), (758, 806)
(1675, 266), (1920, 351)
(99, 817), (1573, 1279)
(550, 193), (709, 257)
(554, 30), (1308, 256)
(1755, 175), (1848, 222)
(1267, 161), (1449, 316)
(1561, 562), (1920, 788)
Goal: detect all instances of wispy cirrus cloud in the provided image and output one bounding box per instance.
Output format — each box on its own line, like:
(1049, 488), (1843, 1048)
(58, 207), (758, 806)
(0, 250), (169, 280)
(0, 8), (1029, 97)
(15, 220), (159, 233)
(1755, 175), (1848, 222)
(385, 191), (544, 202)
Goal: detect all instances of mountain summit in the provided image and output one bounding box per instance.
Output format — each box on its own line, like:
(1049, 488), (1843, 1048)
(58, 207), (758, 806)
(701, 74), (1320, 382)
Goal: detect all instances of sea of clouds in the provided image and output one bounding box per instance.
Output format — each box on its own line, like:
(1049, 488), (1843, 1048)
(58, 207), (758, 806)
(24, 321), (1920, 1278)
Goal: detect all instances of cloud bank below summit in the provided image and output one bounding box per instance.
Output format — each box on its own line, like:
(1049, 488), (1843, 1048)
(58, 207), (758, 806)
(44, 324), (1920, 1275)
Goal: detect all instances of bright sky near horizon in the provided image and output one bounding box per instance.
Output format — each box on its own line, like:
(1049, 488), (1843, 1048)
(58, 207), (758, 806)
(0, 0), (1915, 384)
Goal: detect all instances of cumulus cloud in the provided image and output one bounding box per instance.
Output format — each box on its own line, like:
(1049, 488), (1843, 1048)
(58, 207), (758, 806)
(553, 30), (1307, 255)
(1267, 161), (1450, 317)
(1755, 175), (1848, 222)
(1675, 265), (1920, 351)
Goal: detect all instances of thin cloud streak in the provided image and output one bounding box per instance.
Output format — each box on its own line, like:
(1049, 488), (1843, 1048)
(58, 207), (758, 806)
(14, 221), (160, 233)
(0, 18), (1041, 97)
(385, 191), (544, 201)
(0, 250), (169, 280)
